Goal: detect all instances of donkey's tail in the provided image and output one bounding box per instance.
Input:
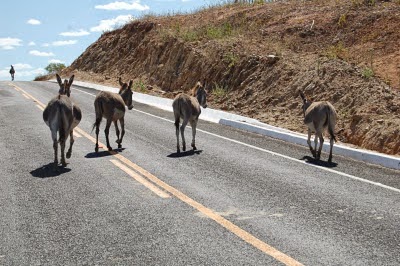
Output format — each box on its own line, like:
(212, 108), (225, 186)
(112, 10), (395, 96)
(172, 98), (181, 129)
(58, 104), (66, 143)
(327, 108), (337, 142)
(92, 98), (103, 133)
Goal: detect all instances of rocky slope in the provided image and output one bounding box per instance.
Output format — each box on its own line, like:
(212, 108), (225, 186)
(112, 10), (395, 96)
(61, 0), (400, 155)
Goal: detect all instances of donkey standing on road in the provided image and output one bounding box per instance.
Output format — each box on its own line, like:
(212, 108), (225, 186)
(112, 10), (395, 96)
(173, 81), (207, 153)
(43, 74), (82, 168)
(299, 91), (337, 163)
(92, 77), (134, 153)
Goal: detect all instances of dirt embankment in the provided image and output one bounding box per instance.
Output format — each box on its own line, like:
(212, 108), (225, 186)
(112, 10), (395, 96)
(61, 0), (400, 155)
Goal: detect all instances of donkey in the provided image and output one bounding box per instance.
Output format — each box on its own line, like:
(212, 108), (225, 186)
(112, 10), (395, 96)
(172, 81), (207, 153)
(92, 77), (134, 153)
(299, 91), (337, 163)
(43, 74), (82, 168)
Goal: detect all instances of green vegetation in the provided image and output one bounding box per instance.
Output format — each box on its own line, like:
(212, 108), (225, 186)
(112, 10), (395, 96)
(134, 80), (147, 92)
(361, 67), (374, 79)
(45, 63), (66, 74)
(325, 42), (347, 60)
(223, 52), (239, 69)
(212, 83), (229, 99)
(337, 14), (347, 28)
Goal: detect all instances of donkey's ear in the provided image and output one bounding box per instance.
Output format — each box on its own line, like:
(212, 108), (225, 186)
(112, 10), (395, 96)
(56, 74), (62, 86)
(128, 80), (133, 90)
(299, 91), (307, 103)
(119, 77), (124, 86)
(68, 75), (75, 86)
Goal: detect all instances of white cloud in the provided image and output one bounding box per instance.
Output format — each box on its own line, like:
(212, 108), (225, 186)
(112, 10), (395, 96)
(28, 41), (36, 46)
(59, 29), (90, 37)
(52, 40), (77, 46)
(95, 0), (149, 11)
(27, 19), (41, 25)
(90, 15), (134, 32)
(12, 63), (33, 70)
(48, 59), (65, 64)
(0, 37), (22, 50)
(42, 43), (50, 47)
(29, 50), (55, 57)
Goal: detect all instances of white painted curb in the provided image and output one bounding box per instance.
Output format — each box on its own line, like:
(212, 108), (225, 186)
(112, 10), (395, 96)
(53, 80), (400, 170)
(220, 119), (400, 170)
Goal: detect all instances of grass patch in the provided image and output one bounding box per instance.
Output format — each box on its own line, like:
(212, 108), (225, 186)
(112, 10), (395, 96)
(212, 83), (229, 99)
(324, 42), (347, 59)
(133, 80), (147, 92)
(361, 67), (374, 79)
(223, 52), (239, 68)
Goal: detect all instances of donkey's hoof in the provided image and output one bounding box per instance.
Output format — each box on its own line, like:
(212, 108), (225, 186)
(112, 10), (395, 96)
(118, 144), (122, 149)
(95, 146), (99, 153)
(192, 145), (197, 150)
(182, 146), (186, 152)
(108, 146), (113, 151)
(66, 151), (72, 159)
(177, 148), (180, 153)
(61, 161), (67, 167)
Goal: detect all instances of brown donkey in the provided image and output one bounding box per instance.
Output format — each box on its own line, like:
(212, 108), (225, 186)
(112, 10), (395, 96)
(172, 81), (207, 153)
(300, 91), (337, 163)
(43, 74), (82, 168)
(92, 77), (133, 152)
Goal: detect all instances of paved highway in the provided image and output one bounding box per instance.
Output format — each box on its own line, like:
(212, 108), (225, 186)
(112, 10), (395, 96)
(0, 81), (399, 265)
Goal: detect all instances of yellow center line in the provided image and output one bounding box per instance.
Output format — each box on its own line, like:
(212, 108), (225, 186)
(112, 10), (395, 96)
(11, 83), (304, 266)
(110, 159), (171, 198)
(36, 104), (44, 111)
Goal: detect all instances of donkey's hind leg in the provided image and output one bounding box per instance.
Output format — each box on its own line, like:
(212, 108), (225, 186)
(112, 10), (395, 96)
(316, 133), (324, 160)
(190, 119), (198, 150)
(104, 119), (113, 151)
(307, 129), (316, 158)
(115, 117), (125, 149)
(66, 130), (74, 159)
(328, 137), (334, 163)
(60, 138), (67, 167)
(180, 118), (189, 152)
(52, 130), (58, 168)
(175, 116), (180, 153)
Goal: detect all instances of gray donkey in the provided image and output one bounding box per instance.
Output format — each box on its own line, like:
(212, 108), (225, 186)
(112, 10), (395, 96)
(43, 74), (82, 168)
(92, 77), (133, 153)
(300, 91), (337, 163)
(173, 81), (207, 153)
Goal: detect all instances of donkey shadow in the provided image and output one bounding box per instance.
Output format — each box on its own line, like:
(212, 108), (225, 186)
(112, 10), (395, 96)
(167, 150), (203, 158)
(300, 156), (338, 168)
(85, 148), (125, 158)
(30, 163), (71, 178)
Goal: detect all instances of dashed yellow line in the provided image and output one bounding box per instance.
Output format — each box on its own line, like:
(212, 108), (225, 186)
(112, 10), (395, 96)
(10, 83), (304, 266)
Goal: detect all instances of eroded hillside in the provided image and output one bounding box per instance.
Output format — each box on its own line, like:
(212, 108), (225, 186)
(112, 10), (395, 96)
(60, 0), (400, 155)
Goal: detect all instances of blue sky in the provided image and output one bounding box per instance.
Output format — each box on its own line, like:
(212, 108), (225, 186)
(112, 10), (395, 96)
(0, 0), (218, 81)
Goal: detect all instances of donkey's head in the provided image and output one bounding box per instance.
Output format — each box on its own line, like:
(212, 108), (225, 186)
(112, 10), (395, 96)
(56, 74), (74, 97)
(118, 77), (134, 110)
(299, 91), (312, 117)
(193, 81), (207, 109)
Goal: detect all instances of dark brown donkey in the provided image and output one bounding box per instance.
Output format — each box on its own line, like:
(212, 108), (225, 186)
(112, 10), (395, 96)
(43, 74), (82, 168)
(92, 77), (134, 152)
(300, 91), (337, 163)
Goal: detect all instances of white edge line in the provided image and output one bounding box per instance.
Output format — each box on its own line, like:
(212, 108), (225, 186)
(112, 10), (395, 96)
(73, 87), (400, 194)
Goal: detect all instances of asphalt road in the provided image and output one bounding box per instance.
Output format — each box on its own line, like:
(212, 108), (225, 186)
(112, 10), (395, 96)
(0, 81), (399, 266)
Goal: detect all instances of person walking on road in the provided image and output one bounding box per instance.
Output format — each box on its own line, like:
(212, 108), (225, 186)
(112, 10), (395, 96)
(9, 65), (15, 81)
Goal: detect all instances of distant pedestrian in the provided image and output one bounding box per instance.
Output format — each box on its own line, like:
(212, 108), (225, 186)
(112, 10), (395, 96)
(9, 65), (15, 81)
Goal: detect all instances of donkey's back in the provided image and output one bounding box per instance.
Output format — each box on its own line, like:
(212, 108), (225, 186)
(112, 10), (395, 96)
(43, 74), (81, 168)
